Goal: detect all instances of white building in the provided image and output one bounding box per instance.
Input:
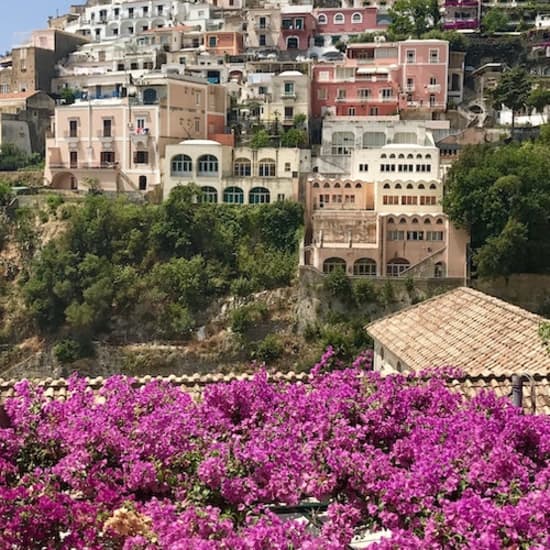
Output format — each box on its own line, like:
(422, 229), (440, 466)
(163, 139), (311, 203)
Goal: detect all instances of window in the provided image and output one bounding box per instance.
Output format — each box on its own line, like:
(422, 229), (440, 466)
(348, 107), (356, 116)
(157, 5), (164, 15)
(331, 132), (354, 155)
(434, 262), (445, 278)
(201, 186), (218, 203)
(381, 88), (393, 99)
(323, 257), (346, 274)
(259, 34), (266, 46)
(351, 12), (362, 23)
(426, 231), (444, 241)
(388, 230), (405, 241)
(259, 16), (267, 28)
(387, 258), (410, 277)
(102, 119), (112, 138)
(70, 151), (78, 169)
(295, 18), (304, 29)
(337, 89), (346, 99)
(401, 196), (418, 205)
(358, 88), (370, 99)
(359, 163), (368, 172)
(344, 194), (355, 204)
(284, 162), (291, 172)
(369, 107), (379, 116)
(287, 37), (299, 49)
(223, 186), (244, 204)
(420, 196), (437, 206)
(249, 187), (271, 204)
(233, 158), (251, 177)
(318, 14), (327, 24)
(198, 154), (219, 175)
(407, 231), (424, 241)
(139, 176), (147, 191)
(171, 155), (192, 176)
(68, 119), (78, 138)
(354, 258), (376, 276)
(259, 158), (276, 177)
(100, 151), (115, 166)
(406, 49), (416, 64)
(317, 88), (327, 100)
(429, 49), (440, 63)
(277, 193), (285, 201)
(284, 81), (295, 96)
(134, 151), (149, 164)
(194, 118), (200, 132)
(383, 195), (399, 205)
(143, 88), (157, 105)
(284, 106), (294, 120)
(429, 76), (437, 85)
(334, 13), (345, 24)
(209, 36), (217, 48)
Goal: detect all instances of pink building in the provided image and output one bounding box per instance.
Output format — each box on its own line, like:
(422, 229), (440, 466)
(442, 0), (480, 31)
(278, 6), (317, 51)
(314, 7), (385, 36)
(44, 75), (227, 193)
(311, 39), (449, 119)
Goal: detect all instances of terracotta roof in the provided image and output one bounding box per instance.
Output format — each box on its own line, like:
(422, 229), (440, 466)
(367, 287), (550, 377)
(0, 91), (40, 100)
(1, 370), (548, 415)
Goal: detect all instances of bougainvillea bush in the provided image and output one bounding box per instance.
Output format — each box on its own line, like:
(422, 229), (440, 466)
(0, 348), (549, 549)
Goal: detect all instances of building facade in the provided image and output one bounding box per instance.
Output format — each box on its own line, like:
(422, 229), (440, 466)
(164, 140), (311, 202)
(44, 75), (227, 193)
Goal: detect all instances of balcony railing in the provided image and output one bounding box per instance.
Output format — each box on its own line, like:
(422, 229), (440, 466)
(64, 131), (79, 139)
(443, 20), (479, 30)
(444, 0), (479, 6)
(50, 162), (118, 170)
(427, 84), (441, 93)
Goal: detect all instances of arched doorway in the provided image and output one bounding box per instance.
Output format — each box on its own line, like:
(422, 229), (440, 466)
(51, 172), (77, 190)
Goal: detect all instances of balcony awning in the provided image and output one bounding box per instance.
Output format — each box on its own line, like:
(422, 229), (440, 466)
(356, 67), (390, 74)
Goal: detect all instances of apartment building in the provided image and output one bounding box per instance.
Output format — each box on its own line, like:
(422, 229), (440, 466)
(44, 74), (227, 193)
(441, 0), (480, 31)
(278, 6), (317, 51)
(246, 7), (282, 50)
(313, 7), (386, 44)
(311, 39), (449, 120)
(303, 120), (468, 280)
(163, 140), (311, 202)
(0, 30), (87, 96)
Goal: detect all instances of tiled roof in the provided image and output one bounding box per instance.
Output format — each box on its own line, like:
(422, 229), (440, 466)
(1, 370), (549, 415)
(0, 91), (39, 100)
(367, 287), (550, 377)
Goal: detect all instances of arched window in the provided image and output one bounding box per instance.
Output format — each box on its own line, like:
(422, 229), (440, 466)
(412, 217), (419, 224)
(323, 182), (331, 188)
(406, 183), (413, 189)
(344, 182), (352, 188)
(143, 88), (158, 105)
(434, 261), (445, 278)
(355, 183), (362, 189)
(259, 158), (276, 177)
(351, 12), (362, 23)
(139, 175), (147, 190)
(395, 183), (402, 189)
(387, 257), (410, 277)
(381, 153), (387, 159)
(354, 258), (376, 276)
(387, 217), (395, 224)
(389, 153), (396, 159)
(234, 158), (251, 177)
(287, 36), (299, 49)
(323, 257), (346, 273)
(425, 154), (432, 159)
(249, 186), (271, 204)
(407, 154), (414, 159)
(418, 183), (425, 189)
(416, 153), (422, 159)
(201, 186), (218, 203)
(333, 13), (345, 23)
(318, 13), (327, 24)
(313, 182), (320, 188)
(398, 153), (405, 159)
(334, 182), (341, 188)
(436, 218), (444, 225)
(223, 186), (244, 204)
(198, 154), (218, 175)
(171, 154), (192, 176)
(424, 218), (432, 224)
(399, 217), (407, 224)
(383, 183), (390, 189)
(430, 183), (437, 190)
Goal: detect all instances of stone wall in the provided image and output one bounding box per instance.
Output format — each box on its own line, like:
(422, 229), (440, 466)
(473, 274), (550, 315)
(0, 171), (44, 187)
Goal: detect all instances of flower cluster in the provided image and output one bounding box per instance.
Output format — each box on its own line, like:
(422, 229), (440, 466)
(0, 351), (549, 549)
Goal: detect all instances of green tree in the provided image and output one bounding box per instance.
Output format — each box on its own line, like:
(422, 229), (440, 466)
(492, 67), (531, 136)
(388, 0), (439, 38)
(280, 128), (307, 148)
(527, 87), (550, 124)
(482, 8), (510, 34)
(250, 128), (271, 149)
(444, 142), (550, 277)
(0, 180), (13, 206)
(0, 144), (41, 171)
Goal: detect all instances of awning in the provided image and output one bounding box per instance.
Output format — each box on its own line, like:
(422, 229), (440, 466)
(356, 67), (390, 74)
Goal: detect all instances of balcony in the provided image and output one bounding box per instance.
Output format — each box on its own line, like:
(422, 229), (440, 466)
(131, 128), (150, 146)
(444, 0), (479, 6)
(282, 92), (297, 99)
(443, 19), (479, 30)
(427, 84), (441, 93)
(98, 130), (114, 143)
(405, 85), (415, 92)
(50, 162), (118, 171)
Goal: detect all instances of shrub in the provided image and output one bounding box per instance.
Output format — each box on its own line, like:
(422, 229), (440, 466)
(354, 279), (378, 305)
(46, 194), (65, 215)
(230, 277), (257, 297)
(230, 302), (268, 335)
(253, 334), (284, 363)
(53, 338), (93, 364)
(323, 269), (353, 302)
(381, 280), (396, 306)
